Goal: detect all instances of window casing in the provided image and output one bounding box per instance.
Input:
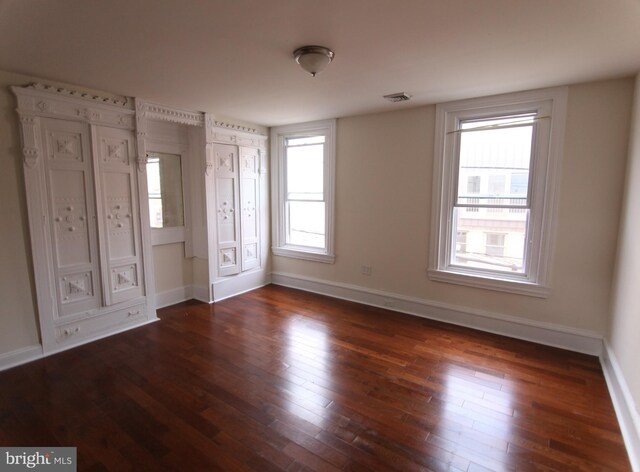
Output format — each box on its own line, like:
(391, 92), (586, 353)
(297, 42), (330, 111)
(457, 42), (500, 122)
(271, 119), (336, 263)
(429, 88), (567, 297)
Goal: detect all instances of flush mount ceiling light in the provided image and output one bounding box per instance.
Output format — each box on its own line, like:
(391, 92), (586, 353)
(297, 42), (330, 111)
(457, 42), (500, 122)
(293, 45), (335, 77)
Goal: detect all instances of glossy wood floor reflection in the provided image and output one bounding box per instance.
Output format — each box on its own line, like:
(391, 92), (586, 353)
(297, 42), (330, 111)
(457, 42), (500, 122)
(0, 285), (631, 471)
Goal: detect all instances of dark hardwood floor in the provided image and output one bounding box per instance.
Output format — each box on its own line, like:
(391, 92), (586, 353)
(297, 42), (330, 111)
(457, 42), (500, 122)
(0, 285), (631, 471)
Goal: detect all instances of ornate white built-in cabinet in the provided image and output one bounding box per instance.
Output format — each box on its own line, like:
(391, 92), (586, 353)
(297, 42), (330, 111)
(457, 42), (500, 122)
(205, 115), (269, 301)
(13, 84), (157, 353)
(13, 83), (269, 355)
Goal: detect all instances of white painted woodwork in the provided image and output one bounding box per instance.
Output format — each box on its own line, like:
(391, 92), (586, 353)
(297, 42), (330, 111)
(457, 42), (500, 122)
(94, 126), (143, 305)
(40, 118), (102, 318)
(204, 113), (269, 300)
(240, 147), (260, 271)
(13, 84), (156, 354)
(13, 84), (270, 356)
(213, 143), (241, 277)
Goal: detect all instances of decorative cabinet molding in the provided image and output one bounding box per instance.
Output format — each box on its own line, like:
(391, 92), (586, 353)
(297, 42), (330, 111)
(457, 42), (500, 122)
(204, 114), (268, 296)
(13, 85), (156, 354)
(139, 102), (205, 127)
(12, 83), (135, 130)
(13, 81), (271, 357)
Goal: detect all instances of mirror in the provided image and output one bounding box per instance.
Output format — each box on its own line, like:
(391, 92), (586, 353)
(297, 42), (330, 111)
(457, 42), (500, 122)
(146, 152), (185, 228)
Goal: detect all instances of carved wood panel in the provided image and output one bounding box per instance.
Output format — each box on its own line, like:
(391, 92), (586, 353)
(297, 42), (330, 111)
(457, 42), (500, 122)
(96, 126), (143, 305)
(212, 143), (240, 276)
(240, 147), (260, 271)
(41, 119), (101, 318)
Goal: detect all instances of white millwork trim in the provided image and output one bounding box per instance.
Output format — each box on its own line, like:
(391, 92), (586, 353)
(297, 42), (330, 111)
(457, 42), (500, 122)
(155, 285), (195, 309)
(601, 340), (640, 471)
(212, 269), (272, 302)
(270, 272), (603, 355)
(0, 345), (43, 372)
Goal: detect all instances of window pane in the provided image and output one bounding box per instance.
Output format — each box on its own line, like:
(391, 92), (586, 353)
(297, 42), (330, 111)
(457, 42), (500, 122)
(457, 116), (533, 208)
(451, 206), (528, 273)
(510, 173), (528, 194)
(467, 176), (480, 194)
(286, 144), (324, 200)
(287, 201), (325, 248)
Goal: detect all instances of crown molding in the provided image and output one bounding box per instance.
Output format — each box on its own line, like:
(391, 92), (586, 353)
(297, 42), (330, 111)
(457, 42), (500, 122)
(137, 100), (205, 127)
(12, 84), (136, 131)
(204, 113), (267, 149)
(25, 83), (130, 107)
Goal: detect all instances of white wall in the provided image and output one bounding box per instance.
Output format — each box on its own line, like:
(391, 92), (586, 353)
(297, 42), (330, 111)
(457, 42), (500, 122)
(153, 243), (193, 293)
(273, 78), (634, 335)
(0, 69), (40, 353)
(609, 73), (640, 427)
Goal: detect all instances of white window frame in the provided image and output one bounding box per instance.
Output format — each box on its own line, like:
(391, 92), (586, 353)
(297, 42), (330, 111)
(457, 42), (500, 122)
(429, 87), (567, 297)
(271, 119), (336, 263)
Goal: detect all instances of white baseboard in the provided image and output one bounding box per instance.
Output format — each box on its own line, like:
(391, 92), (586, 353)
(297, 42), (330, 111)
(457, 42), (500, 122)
(601, 340), (640, 471)
(156, 285), (194, 309)
(0, 344), (43, 372)
(270, 272), (603, 355)
(212, 269), (271, 302)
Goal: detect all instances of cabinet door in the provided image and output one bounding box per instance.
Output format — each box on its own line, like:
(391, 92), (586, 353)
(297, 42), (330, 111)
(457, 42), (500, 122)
(41, 119), (102, 317)
(94, 126), (143, 305)
(240, 147), (260, 271)
(212, 143), (241, 276)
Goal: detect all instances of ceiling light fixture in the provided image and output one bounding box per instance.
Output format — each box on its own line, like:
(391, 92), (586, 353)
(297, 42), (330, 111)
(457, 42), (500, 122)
(293, 45), (335, 77)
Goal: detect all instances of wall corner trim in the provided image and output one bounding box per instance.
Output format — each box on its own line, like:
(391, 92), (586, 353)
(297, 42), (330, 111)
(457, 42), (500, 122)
(601, 340), (640, 471)
(0, 345), (43, 372)
(270, 272), (603, 355)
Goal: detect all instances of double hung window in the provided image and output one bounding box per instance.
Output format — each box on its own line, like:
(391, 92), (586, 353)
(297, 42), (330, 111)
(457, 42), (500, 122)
(429, 88), (567, 297)
(271, 119), (336, 263)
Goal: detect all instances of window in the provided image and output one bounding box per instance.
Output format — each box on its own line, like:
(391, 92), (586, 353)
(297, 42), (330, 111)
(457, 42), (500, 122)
(429, 87), (567, 297)
(271, 119), (336, 263)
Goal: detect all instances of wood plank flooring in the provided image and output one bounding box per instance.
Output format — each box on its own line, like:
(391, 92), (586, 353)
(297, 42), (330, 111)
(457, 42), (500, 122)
(0, 285), (631, 471)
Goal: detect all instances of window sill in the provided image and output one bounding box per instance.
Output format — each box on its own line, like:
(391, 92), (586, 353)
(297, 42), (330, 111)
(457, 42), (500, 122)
(150, 226), (186, 246)
(272, 246), (335, 264)
(427, 268), (550, 298)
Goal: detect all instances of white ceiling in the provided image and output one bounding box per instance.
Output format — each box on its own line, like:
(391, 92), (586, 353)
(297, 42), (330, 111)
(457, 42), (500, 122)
(1, 0), (639, 127)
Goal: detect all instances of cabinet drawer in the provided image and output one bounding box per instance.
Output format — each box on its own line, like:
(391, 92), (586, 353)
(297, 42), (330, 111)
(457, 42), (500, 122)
(55, 303), (147, 345)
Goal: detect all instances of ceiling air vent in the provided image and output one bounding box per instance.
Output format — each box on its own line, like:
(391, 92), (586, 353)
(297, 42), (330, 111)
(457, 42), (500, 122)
(383, 92), (412, 103)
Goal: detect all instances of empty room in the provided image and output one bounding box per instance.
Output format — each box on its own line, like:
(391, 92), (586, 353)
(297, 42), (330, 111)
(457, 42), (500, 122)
(0, 1), (639, 470)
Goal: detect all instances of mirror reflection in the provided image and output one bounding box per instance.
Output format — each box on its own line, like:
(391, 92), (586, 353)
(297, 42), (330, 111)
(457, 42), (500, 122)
(146, 152), (184, 228)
